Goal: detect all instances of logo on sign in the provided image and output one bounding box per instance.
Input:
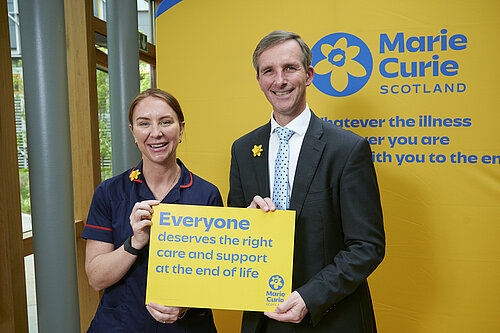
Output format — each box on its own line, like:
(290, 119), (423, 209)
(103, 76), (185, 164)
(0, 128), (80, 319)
(269, 275), (284, 291)
(312, 33), (373, 97)
(266, 275), (286, 306)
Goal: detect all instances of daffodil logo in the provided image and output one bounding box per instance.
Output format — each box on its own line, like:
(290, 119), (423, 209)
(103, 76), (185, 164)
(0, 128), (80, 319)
(269, 275), (284, 291)
(312, 33), (373, 97)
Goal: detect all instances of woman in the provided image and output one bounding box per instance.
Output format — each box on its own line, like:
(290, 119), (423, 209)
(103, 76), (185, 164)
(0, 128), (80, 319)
(82, 88), (222, 332)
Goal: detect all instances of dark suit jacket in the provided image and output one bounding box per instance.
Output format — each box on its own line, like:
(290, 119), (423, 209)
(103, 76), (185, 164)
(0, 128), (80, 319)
(228, 112), (385, 333)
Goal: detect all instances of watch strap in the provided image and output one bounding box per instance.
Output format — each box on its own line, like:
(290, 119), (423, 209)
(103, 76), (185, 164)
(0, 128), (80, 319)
(124, 235), (141, 255)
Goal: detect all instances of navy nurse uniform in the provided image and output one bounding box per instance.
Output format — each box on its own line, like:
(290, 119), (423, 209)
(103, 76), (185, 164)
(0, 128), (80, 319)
(82, 159), (222, 332)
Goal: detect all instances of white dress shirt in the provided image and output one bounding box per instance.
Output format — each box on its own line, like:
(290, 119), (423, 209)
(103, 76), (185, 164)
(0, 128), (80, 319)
(269, 105), (311, 200)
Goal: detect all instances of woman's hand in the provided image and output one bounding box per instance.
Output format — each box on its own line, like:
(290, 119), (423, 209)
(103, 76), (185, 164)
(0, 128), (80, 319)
(146, 303), (189, 324)
(85, 200), (160, 291)
(129, 200), (160, 249)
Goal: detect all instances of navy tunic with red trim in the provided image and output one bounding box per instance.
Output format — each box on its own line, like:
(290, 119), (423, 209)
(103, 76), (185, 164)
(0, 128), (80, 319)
(82, 159), (223, 333)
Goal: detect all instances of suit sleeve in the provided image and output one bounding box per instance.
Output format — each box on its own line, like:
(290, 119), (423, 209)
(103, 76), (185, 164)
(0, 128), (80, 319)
(296, 138), (385, 325)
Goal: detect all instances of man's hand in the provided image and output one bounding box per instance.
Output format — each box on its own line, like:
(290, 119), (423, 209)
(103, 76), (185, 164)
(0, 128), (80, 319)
(248, 195), (276, 212)
(264, 291), (308, 323)
(146, 303), (188, 324)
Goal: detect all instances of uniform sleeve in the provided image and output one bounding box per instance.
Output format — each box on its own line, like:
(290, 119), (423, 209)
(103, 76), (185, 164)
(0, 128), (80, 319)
(81, 183), (114, 244)
(208, 186), (223, 207)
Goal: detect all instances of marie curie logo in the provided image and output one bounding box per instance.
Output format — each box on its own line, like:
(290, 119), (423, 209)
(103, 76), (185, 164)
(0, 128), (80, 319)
(269, 275), (284, 291)
(312, 33), (373, 97)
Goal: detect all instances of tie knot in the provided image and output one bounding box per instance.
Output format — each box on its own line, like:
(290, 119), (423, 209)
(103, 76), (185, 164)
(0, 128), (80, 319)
(275, 127), (294, 142)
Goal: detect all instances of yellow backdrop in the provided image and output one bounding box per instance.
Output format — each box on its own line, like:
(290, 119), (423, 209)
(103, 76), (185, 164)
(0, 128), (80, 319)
(156, 0), (500, 332)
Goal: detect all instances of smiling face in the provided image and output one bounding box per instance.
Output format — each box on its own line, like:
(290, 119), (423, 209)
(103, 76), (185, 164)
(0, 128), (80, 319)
(129, 96), (184, 167)
(257, 39), (314, 125)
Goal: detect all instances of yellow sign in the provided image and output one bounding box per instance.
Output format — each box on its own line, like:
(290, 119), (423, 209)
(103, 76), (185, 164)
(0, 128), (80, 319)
(145, 204), (295, 312)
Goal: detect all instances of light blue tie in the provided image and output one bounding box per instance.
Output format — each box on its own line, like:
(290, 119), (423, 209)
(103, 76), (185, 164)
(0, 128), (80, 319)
(272, 127), (295, 210)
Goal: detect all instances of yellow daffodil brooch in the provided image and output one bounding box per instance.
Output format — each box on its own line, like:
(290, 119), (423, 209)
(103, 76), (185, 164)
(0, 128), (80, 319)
(252, 145), (263, 157)
(129, 169), (141, 182)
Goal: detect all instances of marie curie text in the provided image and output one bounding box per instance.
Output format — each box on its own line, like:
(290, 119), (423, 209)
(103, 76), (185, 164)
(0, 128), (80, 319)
(159, 212), (250, 232)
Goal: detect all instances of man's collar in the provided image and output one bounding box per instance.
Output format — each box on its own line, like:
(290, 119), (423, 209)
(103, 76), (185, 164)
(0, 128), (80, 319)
(270, 104), (311, 136)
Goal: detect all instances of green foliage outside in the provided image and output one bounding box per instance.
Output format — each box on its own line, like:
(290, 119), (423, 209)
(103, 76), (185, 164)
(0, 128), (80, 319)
(14, 59), (30, 215)
(140, 61), (151, 92)
(19, 169), (30, 214)
(13, 63), (22, 92)
(97, 69), (113, 181)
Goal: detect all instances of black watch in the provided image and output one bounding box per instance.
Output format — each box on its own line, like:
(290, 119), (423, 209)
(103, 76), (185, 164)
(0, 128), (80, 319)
(124, 236), (142, 255)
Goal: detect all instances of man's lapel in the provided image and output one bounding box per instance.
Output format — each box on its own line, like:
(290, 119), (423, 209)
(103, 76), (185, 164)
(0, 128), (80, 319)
(251, 122), (271, 198)
(289, 113), (326, 218)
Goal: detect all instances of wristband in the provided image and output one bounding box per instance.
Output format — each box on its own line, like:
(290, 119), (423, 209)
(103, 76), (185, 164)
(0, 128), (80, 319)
(124, 236), (141, 255)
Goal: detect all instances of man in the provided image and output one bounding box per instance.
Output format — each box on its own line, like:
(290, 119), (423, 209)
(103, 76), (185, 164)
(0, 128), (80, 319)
(228, 30), (385, 332)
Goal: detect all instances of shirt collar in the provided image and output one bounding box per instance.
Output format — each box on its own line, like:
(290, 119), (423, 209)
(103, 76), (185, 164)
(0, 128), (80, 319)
(129, 159), (194, 202)
(178, 160), (193, 189)
(129, 159), (193, 188)
(270, 104), (311, 136)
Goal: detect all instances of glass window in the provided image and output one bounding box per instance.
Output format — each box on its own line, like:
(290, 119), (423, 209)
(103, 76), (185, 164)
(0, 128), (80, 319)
(93, 0), (106, 20)
(137, 0), (153, 43)
(8, 0), (36, 329)
(8, 10), (31, 233)
(94, 0), (155, 42)
(140, 60), (152, 91)
(97, 69), (112, 181)
(8, 0), (21, 56)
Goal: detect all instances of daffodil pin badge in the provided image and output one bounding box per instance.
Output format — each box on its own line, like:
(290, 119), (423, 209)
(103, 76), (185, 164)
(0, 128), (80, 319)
(252, 145), (263, 157)
(129, 169), (141, 182)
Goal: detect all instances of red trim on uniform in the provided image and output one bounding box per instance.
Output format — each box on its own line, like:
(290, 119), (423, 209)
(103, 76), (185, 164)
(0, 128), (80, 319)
(180, 172), (193, 188)
(133, 178), (143, 183)
(86, 224), (112, 232)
